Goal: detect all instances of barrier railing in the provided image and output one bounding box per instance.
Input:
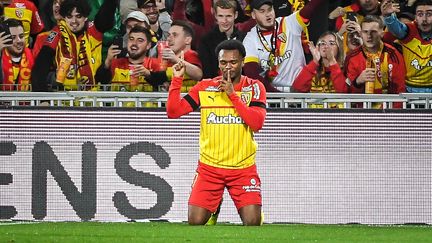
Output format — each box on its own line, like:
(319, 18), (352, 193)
(0, 91), (432, 109)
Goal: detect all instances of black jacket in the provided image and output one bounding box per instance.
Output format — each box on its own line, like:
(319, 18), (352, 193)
(198, 26), (246, 79)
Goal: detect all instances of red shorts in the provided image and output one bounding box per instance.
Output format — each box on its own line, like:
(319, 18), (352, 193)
(188, 162), (262, 213)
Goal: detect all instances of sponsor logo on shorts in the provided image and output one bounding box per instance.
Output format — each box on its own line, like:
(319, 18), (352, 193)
(242, 178), (261, 192)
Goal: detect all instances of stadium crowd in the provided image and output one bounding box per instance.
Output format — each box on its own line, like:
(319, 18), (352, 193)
(0, 0), (431, 96)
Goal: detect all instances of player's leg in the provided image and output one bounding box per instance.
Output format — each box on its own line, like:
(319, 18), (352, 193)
(188, 205), (212, 225)
(205, 198), (223, 225)
(188, 162), (224, 225)
(238, 204), (262, 226)
(226, 164), (263, 226)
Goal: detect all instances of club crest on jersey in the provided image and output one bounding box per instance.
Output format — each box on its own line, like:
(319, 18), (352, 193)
(277, 32), (287, 43)
(15, 9), (23, 18)
(207, 112), (244, 124)
(241, 93), (251, 104)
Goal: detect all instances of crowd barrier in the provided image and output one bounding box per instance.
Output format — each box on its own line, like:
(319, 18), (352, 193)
(1, 107), (431, 224)
(1, 91), (432, 109)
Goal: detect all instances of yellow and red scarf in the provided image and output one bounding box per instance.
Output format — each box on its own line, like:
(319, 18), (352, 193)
(2, 47), (33, 91)
(55, 20), (100, 90)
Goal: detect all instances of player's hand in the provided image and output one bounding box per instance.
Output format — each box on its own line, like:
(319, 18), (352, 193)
(0, 31), (12, 52)
(218, 70), (234, 95)
(172, 51), (185, 78)
(381, 0), (400, 17)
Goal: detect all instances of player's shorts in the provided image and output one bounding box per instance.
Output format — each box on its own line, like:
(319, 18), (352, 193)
(188, 161), (262, 213)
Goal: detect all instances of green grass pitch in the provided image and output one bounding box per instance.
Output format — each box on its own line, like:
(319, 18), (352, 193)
(0, 222), (431, 243)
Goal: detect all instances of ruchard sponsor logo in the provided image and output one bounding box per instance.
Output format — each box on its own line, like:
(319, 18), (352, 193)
(205, 86), (219, 91)
(206, 112), (244, 124)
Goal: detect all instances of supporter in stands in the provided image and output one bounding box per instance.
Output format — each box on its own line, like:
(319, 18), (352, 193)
(32, 0), (64, 59)
(95, 25), (166, 92)
(3, 0), (44, 47)
(122, 11), (150, 47)
(138, 0), (172, 41)
(198, 0), (247, 78)
(0, 18), (34, 91)
(171, 0), (255, 48)
(243, 0), (327, 92)
(31, 0), (117, 91)
(292, 31), (347, 94)
(332, 0), (382, 53)
(345, 15), (406, 97)
(334, 0), (381, 30)
(167, 39), (266, 226)
(382, 0), (432, 92)
(162, 20), (202, 91)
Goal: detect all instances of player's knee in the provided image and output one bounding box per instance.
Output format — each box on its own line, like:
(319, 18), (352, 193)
(242, 215), (261, 226)
(188, 215), (208, 225)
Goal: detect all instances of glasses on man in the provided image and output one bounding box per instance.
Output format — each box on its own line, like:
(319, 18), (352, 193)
(317, 40), (337, 47)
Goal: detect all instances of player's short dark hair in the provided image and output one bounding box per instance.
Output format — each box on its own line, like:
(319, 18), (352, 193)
(171, 20), (195, 40)
(215, 39), (246, 58)
(60, 0), (91, 18)
(361, 15), (385, 29)
(129, 25), (152, 42)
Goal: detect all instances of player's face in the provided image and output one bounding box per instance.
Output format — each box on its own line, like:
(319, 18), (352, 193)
(361, 22), (383, 50)
(127, 32), (150, 60)
(358, 0), (379, 12)
(215, 7), (237, 33)
(64, 8), (88, 33)
(7, 26), (25, 57)
(317, 34), (338, 58)
(167, 25), (190, 55)
(251, 4), (275, 31)
(140, 3), (159, 25)
(53, 0), (64, 21)
(218, 49), (244, 81)
(415, 5), (432, 33)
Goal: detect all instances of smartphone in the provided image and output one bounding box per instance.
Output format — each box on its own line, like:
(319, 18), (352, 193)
(0, 22), (12, 44)
(346, 12), (357, 22)
(112, 36), (127, 58)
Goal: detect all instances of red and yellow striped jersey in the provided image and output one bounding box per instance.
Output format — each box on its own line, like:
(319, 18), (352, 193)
(400, 23), (432, 87)
(186, 76), (266, 169)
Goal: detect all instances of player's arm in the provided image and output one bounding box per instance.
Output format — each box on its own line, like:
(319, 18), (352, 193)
(167, 55), (200, 118)
(229, 88), (266, 132)
(219, 74), (266, 132)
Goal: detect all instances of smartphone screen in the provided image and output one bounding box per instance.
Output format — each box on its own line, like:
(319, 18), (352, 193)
(346, 12), (357, 22)
(112, 36), (127, 58)
(0, 23), (12, 44)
